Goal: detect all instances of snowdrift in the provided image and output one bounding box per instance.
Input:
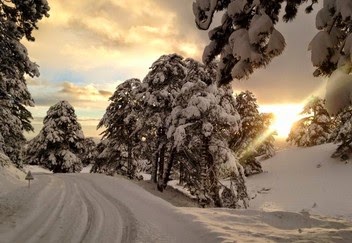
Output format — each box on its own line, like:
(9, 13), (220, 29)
(180, 143), (352, 242)
(0, 156), (26, 196)
(247, 143), (352, 220)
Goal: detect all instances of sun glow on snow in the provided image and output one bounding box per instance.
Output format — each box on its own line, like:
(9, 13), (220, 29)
(260, 104), (303, 138)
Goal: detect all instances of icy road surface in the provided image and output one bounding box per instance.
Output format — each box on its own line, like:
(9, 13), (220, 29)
(0, 173), (218, 243)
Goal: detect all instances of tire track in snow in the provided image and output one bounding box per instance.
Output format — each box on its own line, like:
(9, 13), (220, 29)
(75, 175), (138, 242)
(1, 173), (218, 243)
(3, 175), (68, 243)
(0, 173), (137, 243)
(69, 176), (112, 243)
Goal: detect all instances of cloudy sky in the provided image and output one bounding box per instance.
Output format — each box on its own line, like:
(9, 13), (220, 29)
(24, 0), (325, 138)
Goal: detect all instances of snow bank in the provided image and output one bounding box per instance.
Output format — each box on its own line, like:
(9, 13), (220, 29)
(23, 165), (52, 174)
(0, 162), (26, 196)
(179, 144), (352, 242)
(80, 164), (93, 173)
(165, 143), (351, 221)
(181, 208), (352, 242)
(23, 164), (94, 174)
(247, 143), (352, 220)
(169, 143), (352, 221)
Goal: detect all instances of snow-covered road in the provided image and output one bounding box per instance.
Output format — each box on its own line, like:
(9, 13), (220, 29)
(0, 173), (218, 243)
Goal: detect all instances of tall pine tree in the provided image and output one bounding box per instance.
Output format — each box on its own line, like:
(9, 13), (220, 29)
(26, 101), (84, 173)
(140, 54), (188, 188)
(331, 105), (352, 160)
(0, 0), (50, 166)
(287, 97), (332, 147)
(232, 91), (275, 176)
(81, 137), (97, 167)
(96, 79), (142, 178)
(168, 66), (248, 208)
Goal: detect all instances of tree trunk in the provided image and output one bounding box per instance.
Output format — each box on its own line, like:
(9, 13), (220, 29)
(157, 143), (166, 192)
(179, 162), (184, 185)
(151, 151), (159, 183)
(161, 148), (176, 190)
(197, 137), (209, 207)
(209, 162), (222, 207)
(203, 136), (222, 207)
(152, 129), (163, 183)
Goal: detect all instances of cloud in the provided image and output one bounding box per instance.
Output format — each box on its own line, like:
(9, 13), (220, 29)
(98, 90), (112, 97)
(24, 0), (327, 118)
(27, 80), (113, 138)
(60, 81), (112, 99)
(26, 0), (204, 75)
(28, 79), (114, 109)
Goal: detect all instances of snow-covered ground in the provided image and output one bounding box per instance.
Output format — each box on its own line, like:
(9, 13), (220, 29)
(0, 161), (26, 196)
(0, 169), (219, 242)
(247, 143), (352, 220)
(81, 164), (93, 173)
(23, 164), (93, 174)
(181, 207), (352, 242)
(1, 144), (352, 242)
(138, 143), (352, 242)
(23, 164), (52, 174)
(178, 143), (352, 242)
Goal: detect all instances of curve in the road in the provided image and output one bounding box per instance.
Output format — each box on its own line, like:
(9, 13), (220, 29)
(0, 173), (219, 243)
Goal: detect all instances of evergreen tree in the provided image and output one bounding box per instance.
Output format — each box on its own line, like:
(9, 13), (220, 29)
(26, 101), (84, 173)
(95, 54), (250, 208)
(287, 121), (307, 146)
(139, 54), (188, 189)
(97, 79), (142, 178)
(0, 150), (11, 167)
(287, 97), (332, 147)
(168, 78), (248, 208)
(0, 100), (28, 166)
(0, 0), (49, 166)
(192, 0), (352, 85)
(257, 112), (276, 159)
(309, 0), (352, 77)
(331, 105), (352, 160)
(232, 91), (275, 176)
(81, 137), (97, 166)
(90, 139), (112, 173)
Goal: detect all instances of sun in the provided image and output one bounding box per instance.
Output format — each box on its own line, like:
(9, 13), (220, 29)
(260, 104), (303, 138)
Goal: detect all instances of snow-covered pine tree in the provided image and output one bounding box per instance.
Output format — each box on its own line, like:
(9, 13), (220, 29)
(26, 101), (84, 173)
(309, 0), (352, 77)
(81, 137), (97, 167)
(97, 79), (142, 178)
(331, 105), (352, 160)
(90, 139), (112, 174)
(192, 0), (352, 85)
(168, 77), (249, 208)
(256, 112), (276, 159)
(287, 97), (332, 147)
(0, 1), (49, 166)
(139, 54), (188, 189)
(232, 91), (265, 176)
(0, 150), (11, 167)
(136, 134), (157, 177)
(155, 58), (218, 191)
(0, 100), (29, 166)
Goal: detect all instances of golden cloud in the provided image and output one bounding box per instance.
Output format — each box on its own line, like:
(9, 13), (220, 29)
(26, 0), (205, 74)
(60, 81), (112, 101)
